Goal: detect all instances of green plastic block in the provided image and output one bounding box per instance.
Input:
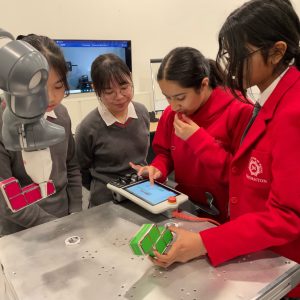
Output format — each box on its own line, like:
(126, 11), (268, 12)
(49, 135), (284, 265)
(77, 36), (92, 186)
(162, 228), (173, 244)
(129, 224), (153, 255)
(155, 236), (166, 254)
(154, 228), (173, 254)
(140, 234), (153, 255)
(158, 226), (165, 233)
(129, 224), (173, 256)
(148, 225), (160, 242)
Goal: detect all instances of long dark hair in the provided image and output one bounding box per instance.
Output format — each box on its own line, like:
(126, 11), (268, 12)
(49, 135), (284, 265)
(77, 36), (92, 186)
(17, 34), (70, 96)
(157, 47), (224, 90)
(216, 0), (300, 98)
(91, 53), (132, 98)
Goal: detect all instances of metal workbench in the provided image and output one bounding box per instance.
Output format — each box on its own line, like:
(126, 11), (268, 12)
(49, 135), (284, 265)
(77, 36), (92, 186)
(0, 201), (299, 300)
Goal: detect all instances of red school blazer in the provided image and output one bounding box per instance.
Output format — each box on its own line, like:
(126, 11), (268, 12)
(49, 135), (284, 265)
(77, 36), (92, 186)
(201, 67), (300, 297)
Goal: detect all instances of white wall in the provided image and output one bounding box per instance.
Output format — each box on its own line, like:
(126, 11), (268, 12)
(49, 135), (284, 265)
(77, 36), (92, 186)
(1, 0), (300, 127)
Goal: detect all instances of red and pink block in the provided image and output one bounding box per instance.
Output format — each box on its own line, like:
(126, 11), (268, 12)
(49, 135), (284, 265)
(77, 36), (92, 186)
(0, 177), (55, 212)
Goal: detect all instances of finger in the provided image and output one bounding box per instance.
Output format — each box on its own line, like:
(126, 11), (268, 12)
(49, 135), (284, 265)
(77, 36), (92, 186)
(151, 251), (172, 266)
(160, 243), (177, 261)
(174, 116), (185, 128)
(153, 170), (162, 180)
(148, 254), (165, 266)
(153, 250), (164, 259)
(153, 250), (173, 263)
(168, 225), (180, 233)
(173, 120), (183, 135)
(148, 168), (155, 185)
(136, 166), (149, 177)
(181, 114), (195, 126)
(129, 162), (140, 172)
(177, 112), (183, 120)
(151, 258), (170, 268)
(137, 167), (145, 176)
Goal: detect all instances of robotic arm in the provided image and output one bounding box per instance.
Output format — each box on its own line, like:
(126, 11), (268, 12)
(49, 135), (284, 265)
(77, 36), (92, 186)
(0, 28), (65, 151)
(0, 29), (66, 212)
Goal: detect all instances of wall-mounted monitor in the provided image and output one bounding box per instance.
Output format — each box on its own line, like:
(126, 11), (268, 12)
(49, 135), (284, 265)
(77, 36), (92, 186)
(54, 39), (132, 94)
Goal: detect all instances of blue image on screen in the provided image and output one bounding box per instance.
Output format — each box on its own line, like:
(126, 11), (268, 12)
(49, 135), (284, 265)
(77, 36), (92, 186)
(125, 181), (178, 206)
(54, 40), (131, 94)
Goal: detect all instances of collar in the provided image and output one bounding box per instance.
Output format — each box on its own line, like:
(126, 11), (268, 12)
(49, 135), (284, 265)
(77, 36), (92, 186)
(258, 68), (289, 107)
(189, 86), (235, 124)
(97, 101), (138, 126)
(45, 110), (57, 119)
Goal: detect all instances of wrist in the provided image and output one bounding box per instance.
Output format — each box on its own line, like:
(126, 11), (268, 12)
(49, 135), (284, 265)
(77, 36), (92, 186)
(199, 235), (207, 256)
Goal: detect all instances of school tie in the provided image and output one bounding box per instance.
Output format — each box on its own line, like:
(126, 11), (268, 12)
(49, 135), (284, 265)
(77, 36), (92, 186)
(240, 102), (261, 144)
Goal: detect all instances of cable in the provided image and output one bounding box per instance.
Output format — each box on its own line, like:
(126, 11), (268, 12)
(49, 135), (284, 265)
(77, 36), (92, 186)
(171, 210), (221, 226)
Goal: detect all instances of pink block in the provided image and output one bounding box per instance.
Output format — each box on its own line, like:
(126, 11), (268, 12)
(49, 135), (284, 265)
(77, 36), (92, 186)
(9, 194), (27, 210)
(23, 185), (42, 204)
(46, 181), (55, 196)
(22, 183), (38, 192)
(0, 179), (22, 198)
(1, 177), (57, 212)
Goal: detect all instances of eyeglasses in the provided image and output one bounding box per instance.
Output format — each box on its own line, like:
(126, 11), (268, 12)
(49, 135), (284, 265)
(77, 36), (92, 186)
(220, 47), (264, 64)
(243, 47), (264, 59)
(101, 83), (133, 100)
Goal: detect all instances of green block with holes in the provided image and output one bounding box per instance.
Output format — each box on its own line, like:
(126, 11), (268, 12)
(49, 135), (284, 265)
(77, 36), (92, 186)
(155, 236), (166, 253)
(148, 225), (160, 241)
(140, 234), (153, 255)
(129, 224), (173, 256)
(155, 227), (173, 254)
(162, 227), (173, 243)
(129, 224), (153, 256)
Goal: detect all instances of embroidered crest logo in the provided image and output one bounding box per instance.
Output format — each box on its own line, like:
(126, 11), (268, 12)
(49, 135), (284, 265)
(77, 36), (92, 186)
(248, 156), (263, 177)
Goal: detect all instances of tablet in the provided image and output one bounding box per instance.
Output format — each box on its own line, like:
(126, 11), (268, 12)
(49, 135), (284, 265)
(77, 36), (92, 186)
(107, 179), (188, 214)
(124, 181), (179, 206)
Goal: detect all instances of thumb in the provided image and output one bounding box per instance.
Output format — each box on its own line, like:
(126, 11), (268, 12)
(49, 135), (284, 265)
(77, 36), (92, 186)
(168, 225), (180, 234)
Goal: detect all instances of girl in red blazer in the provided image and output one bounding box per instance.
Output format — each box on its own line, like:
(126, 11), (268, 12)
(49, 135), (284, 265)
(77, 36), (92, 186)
(151, 0), (300, 298)
(131, 47), (253, 223)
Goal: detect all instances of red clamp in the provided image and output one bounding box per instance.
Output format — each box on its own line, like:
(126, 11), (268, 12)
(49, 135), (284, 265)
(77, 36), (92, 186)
(0, 177), (55, 212)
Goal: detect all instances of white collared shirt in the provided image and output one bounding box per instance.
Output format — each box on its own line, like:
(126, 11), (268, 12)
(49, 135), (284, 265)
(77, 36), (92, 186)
(258, 68), (289, 107)
(45, 110), (57, 119)
(97, 101), (138, 126)
(23, 109), (56, 184)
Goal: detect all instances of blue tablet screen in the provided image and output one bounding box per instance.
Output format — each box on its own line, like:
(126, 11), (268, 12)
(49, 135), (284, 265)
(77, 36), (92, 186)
(124, 181), (178, 206)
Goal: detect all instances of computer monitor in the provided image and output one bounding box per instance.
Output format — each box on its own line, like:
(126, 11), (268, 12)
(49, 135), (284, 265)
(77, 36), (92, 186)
(54, 39), (132, 94)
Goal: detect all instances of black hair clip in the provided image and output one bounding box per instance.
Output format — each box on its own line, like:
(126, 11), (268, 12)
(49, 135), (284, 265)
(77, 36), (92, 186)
(16, 34), (35, 40)
(16, 35), (26, 40)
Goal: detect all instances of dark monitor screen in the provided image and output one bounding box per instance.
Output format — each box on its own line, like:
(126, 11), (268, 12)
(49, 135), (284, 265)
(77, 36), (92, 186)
(54, 39), (132, 94)
(124, 181), (179, 206)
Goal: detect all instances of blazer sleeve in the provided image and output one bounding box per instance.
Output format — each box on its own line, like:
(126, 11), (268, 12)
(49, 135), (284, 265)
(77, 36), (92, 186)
(179, 101), (253, 186)
(150, 108), (174, 181)
(65, 117), (83, 213)
(75, 122), (94, 190)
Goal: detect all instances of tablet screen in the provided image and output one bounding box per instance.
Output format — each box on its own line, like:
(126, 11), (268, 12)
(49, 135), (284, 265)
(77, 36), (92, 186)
(124, 181), (179, 206)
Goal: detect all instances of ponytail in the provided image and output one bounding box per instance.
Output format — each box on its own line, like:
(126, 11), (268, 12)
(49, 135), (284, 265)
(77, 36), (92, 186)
(208, 59), (225, 88)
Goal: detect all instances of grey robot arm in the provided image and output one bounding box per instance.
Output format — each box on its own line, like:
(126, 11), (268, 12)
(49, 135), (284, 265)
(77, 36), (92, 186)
(0, 28), (65, 151)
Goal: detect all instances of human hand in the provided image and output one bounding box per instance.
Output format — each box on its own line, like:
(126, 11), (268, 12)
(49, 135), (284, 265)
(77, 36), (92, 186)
(150, 226), (207, 268)
(129, 162), (162, 184)
(173, 113), (200, 141)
